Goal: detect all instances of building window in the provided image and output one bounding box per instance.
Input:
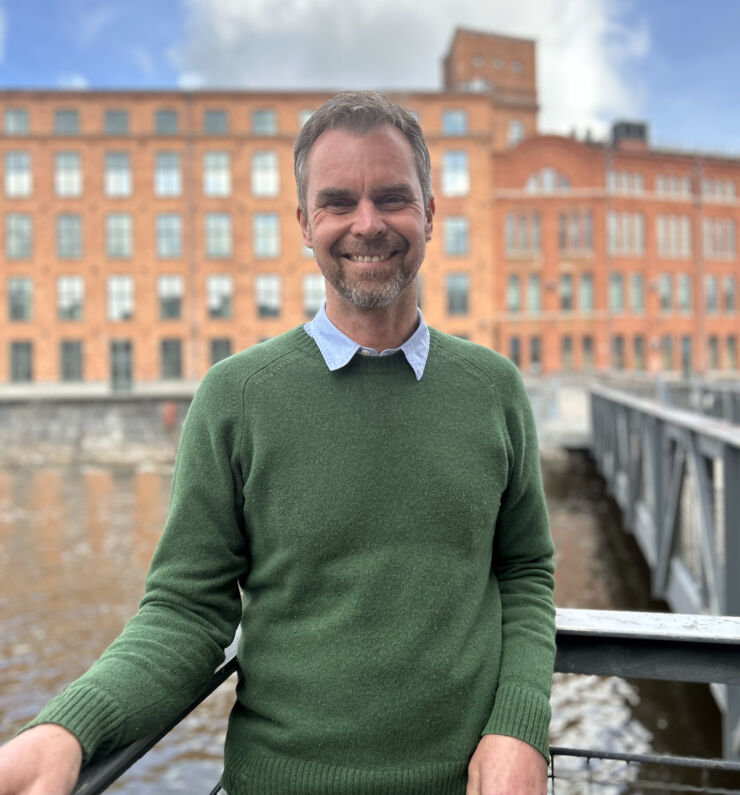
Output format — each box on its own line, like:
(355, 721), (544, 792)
(657, 214), (691, 258)
(10, 341), (32, 382)
(631, 273), (644, 313)
(156, 213), (183, 258)
(708, 335), (720, 370)
(681, 336), (692, 375)
(251, 151), (279, 197)
(583, 335), (594, 369)
(442, 109), (468, 136)
(508, 120), (525, 146)
(608, 211), (645, 256)
(609, 273), (624, 312)
(255, 274), (281, 317)
(526, 167), (570, 194)
(611, 335), (625, 369)
(662, 336), (674, 370)
(105, 152), (132, 197)
(441, 151), (469, 197)
(8, 277), (32, 321)
(606, 170), (644, 195)
(530, 336), (541, 373)
(110, 339), (133, 391)
(303, 273), (325, 318)
(204, 109), (228, 135)
(206, 213), (232, 258)
(558, 210), (592, 252)
(506, 275), (520, 312)
(703, 218), (736, 260)
(54, 109), (79, 135)
(54, 152), (82, 197)
(656, 174), (691, 198)
(158, 274), (183, 319)
(505, 211), (540, 255)
(560, 273), (573, 311)
(561, 336), (573, 371)
(702, 178), (736, 203)
(252, 109), (277, 135)
(254, 213), (280, 258)
(658, 273), (671, 312)
(446, 273), (469, 315)
(677, 273), (692, 312)
(57, 214), (82, 259)
(728, 336), (737, 370)
(155, 152), (182, 197)
(203, 151), (231, 197)
(57, 276), (84, 320)
(724, 276), (736, 313)
(580, 273), (594, 311)
(160, 339), (182, 379)
(527, 274), (541, 313)
(155, 109), (179, 135)
(4, 152), (32, 197)
(633, 336), (645, 370)
(104, 109), (129, 135)
(4, 108), (29, 135)
(6, 213), (32, 259)
(60, 340), (83, 381)
(207, 274), (233, 318)
(107, 275), (134, 321)
(509, 336), (521, 368)
(106, 213), (132, 259)
(444, 216), (469, 256)
(298, 108), (313, 128)
(705, 275), (719, 314)
(211, 338), (232, 365)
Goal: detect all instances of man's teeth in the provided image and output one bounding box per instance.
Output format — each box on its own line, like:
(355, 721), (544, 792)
(348, 254), (388, 262)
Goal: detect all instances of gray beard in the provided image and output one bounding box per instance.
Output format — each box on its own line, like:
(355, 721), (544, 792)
(333, 268), (408, 308)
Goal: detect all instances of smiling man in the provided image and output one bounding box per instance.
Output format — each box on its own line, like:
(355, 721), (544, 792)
(0, 92), (555, 795)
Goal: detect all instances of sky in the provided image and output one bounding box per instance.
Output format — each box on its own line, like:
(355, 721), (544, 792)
(0, 0), (739, 154)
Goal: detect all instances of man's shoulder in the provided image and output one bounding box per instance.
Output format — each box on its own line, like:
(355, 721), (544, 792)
(428, 328), (521, 388)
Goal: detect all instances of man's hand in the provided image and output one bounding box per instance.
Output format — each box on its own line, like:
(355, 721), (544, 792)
(466, 733), (547, 795)
(0, 723), (83, 795)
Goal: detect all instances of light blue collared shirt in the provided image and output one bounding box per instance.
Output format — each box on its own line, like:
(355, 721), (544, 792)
(304, 303), (430, 381)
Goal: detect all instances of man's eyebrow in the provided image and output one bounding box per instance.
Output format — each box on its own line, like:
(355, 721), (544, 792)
(372, 183), (416, 197)
(314, 188), (355, 204)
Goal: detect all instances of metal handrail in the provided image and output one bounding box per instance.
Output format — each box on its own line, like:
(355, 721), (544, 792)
(72, 608), (740, 794)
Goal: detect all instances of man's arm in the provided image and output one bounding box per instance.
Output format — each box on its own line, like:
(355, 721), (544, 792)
(472, 364), (556, 791)
(0, 724), (82, 795)
(11, 363), (248, 778)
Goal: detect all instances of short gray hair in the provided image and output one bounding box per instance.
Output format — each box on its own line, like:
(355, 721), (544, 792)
(294, 91), (432, 215)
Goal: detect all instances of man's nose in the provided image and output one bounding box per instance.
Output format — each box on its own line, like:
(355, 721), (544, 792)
(351, 199), (386, 238)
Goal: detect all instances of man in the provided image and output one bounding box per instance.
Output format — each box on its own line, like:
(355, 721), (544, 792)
(0, 91), (555, 795)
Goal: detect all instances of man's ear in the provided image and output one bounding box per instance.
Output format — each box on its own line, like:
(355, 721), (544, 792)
(425, 196), (435, 242)
(297, 207), (312, 248)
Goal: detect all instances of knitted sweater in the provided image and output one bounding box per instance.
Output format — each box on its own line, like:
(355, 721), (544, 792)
(29, 327), (556, 795)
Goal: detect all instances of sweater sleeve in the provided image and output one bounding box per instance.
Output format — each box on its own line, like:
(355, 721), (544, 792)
(24, 364), (249, 762)
(481, 366), (556, 762)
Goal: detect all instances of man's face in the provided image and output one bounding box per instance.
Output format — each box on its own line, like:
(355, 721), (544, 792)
(298, 125), (434, 310)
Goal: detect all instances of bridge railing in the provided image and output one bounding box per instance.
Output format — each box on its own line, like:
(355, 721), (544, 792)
(71, 609), (740, 793)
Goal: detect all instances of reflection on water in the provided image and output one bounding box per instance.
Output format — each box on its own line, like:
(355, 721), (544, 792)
(0, 453), (731, 792)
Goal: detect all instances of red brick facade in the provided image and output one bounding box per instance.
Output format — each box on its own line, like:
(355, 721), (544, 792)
(0, 29), (738, 387)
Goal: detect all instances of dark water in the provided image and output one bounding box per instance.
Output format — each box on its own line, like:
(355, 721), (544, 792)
(0, 453), (734, 792)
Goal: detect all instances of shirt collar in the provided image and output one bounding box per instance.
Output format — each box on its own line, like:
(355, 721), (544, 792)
(304, 303), (430, 381)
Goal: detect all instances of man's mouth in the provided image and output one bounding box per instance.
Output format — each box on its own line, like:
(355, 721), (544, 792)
(342, 251), (398, 263)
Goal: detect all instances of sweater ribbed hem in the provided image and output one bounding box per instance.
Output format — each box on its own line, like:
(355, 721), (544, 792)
(23, 685), (123, 762)
(482, 683), (552, 762)
(222, 751), (468, 795)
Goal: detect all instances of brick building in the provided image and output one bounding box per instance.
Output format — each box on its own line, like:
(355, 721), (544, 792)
(0, 28), (738, 388)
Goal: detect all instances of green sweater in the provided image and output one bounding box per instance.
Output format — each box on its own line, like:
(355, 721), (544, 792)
(30, 327), (556, 794)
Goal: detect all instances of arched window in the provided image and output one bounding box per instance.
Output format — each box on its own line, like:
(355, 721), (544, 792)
(525, 167), (571, 194)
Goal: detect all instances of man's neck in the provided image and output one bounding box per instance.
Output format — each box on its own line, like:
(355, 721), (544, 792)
(324, 292), (420, 352)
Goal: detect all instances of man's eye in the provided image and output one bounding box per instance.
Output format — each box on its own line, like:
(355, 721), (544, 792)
(378, 195), (406, 207)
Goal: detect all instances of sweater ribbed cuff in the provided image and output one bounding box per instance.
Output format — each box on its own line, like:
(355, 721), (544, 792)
(482, 683), (551, 762)
(23, 685), (123, 762)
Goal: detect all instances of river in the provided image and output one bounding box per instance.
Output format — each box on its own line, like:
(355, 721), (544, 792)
(0, 451), (735, 792)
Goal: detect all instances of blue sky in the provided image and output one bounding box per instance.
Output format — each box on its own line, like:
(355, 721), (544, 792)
(0, 0), (738, 154)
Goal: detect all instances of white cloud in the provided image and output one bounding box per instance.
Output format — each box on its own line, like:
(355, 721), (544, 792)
(77, 5), (117, 49)
(58, 73), (90, 90)
(169, 0), (650, 138)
